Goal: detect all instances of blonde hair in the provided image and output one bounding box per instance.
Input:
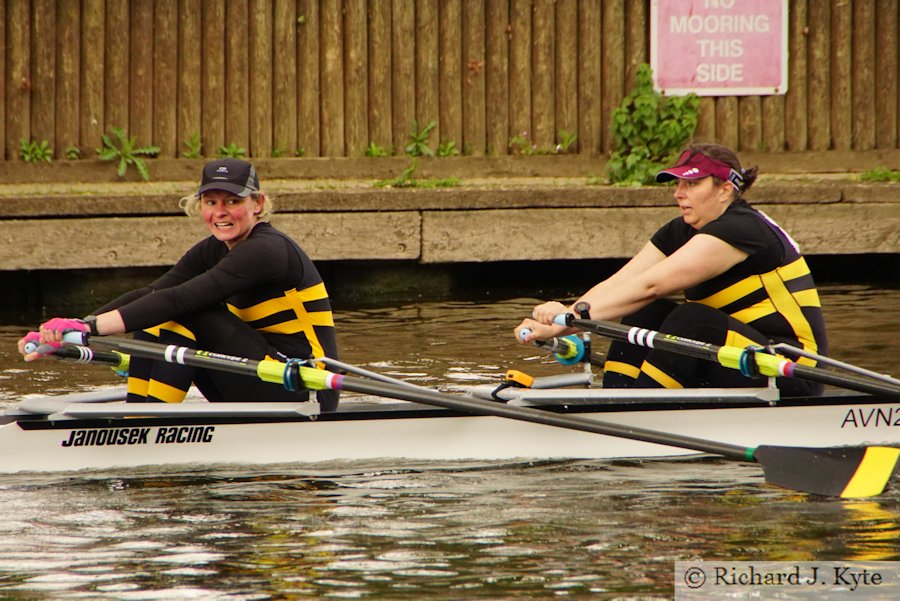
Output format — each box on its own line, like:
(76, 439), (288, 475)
(179, 191), (274, 222)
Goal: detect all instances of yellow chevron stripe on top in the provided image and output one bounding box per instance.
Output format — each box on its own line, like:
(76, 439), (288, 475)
(695, 277), (763, 309)
(840, 447), (900, 498)
(640, 361), (684, 389)
(143, 321), (197, 341)
(777, 256), (812, 281)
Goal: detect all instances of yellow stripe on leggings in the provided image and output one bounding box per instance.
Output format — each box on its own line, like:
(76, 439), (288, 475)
(640, 361), (684, 389)
(603, 360), (641, 380)
(146, 380), (189, 404)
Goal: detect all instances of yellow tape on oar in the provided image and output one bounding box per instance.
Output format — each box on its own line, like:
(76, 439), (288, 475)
(716, 346), (790, 378)
(256, 359), (334, 391)
(840, 447), (900, 498)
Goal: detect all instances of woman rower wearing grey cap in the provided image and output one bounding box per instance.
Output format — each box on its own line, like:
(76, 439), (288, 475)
(19, 158), (341, 410)
(516, 143), (828, 396)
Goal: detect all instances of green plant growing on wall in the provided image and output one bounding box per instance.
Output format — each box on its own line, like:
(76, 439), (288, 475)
(295, 147), (305, 157)
(405, 120), (436, 157)
(96, 127), (160, 181)
(606, 63), (699, 185)
(859, 167), (900, 182)
(65, 146), (82, 160)
(217, 142), (246, 158)
(374, 159), (460, 189)
(183, 132), (203, 159)
(437, 140), (459, 157)
(271, 147), (286, 158)
(20, 138), (53, 163)
(365, 142), (389, 157)
(509, 130), (577, 155)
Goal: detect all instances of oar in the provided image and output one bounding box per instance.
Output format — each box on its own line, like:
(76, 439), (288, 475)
(46, 344), (130, 373)
(54, 333), (900, 498)
(552, 314), (900, 399)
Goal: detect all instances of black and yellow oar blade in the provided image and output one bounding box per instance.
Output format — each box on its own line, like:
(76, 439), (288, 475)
(753, 445), (900, 498)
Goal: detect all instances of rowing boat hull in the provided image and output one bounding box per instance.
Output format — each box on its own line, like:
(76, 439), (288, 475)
(2, 388), (898, 474)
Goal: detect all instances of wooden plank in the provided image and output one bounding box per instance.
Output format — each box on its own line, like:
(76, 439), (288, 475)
(577, 1), (601, 154)
(105, 0), (129, 133)
(508, 0), (531, 147)
(784, 0), (808, 151)
(391, 0), (415, 153)
(874, 0), (898, 149)
(830, 0), (852, 150)
(153, 0), (178, 158)
(129, 0), (153, 148)
(555, 0), (578, 148)
(416, 0), (439, 149)
(56, 0), (80, 156)
(484, 0), (509, 155)
(178, 0), (202, 157)
(272, 0), (297, 157)
(320, 0), (344, 156)
(368, 0), (392, 152)
(81, 0), (105, 152)
(439, 0), (463, 154)
(600, 0), (625, 153)
(715, 97), (739, 149)
(531, 0), (554, 148)
(852, 0), (876, 150)
(624, 0), (647, 86)
(738, 97), (762, 152)
(249, 0), (273, 157)
(462, 0), (486, 156)
(201, 0), (226, 156)
(225, 0), (250, 154)
(297, 0), (320, 156)
(806, 0), (830, 150)
(761, 95), (785, 153)
(343, 0), (367, 157)
(31, 0), (55, 144)
(695, 98), (717, 143)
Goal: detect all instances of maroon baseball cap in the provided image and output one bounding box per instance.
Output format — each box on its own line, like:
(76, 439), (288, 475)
(197, 159), (260, 197)
(656, 150), (744, 190)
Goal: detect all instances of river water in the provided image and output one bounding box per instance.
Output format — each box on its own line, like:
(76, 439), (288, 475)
(0, 284), (898, 599)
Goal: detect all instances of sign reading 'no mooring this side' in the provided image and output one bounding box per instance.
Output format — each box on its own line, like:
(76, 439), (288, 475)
(650, 0), (788, 96)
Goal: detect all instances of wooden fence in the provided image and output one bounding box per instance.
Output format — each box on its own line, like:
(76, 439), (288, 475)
(2, 0), (898, 162)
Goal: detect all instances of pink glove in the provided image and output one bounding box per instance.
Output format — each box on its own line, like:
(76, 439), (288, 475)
(20, 318), (89, 360)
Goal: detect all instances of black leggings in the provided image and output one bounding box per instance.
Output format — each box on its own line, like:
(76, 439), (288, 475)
(126, 306), (338, 409)
(602, 300), (822, 397)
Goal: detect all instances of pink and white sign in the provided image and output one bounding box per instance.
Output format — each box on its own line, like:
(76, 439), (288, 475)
(650, 0), (788, 96)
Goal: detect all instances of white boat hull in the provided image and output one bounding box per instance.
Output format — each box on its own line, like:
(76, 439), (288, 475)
(2, 388), (898, 474)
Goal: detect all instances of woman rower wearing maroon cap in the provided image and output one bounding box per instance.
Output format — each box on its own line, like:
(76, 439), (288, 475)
(19, 158), (341, 410)
(516, 143), (828, 396)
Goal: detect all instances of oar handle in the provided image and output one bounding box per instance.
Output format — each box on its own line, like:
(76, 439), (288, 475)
(518, 327), (588, 366)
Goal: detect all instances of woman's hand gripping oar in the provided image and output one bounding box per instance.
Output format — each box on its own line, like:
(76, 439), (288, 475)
(46, 331), (900, 498)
